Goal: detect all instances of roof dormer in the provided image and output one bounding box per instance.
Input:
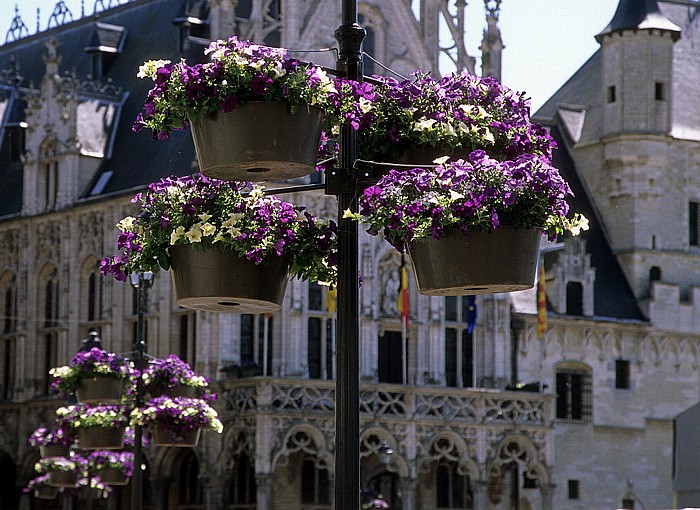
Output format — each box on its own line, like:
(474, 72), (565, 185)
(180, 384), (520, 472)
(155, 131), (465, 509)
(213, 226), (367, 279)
(84, 22), (126, 80)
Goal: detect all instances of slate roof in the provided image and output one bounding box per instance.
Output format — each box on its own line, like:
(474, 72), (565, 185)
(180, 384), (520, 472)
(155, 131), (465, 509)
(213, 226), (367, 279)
(596, 0), (681, 42)
(547, 124), (646, 321)
(0, 0), (203, 212)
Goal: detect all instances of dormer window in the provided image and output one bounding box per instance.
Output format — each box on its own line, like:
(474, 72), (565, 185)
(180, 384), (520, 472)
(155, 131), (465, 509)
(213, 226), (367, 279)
(38, 138), (58, 212)
(84, 22), (126, 80)
(566, 281), (584, 316)
(174, 0), (210, 59)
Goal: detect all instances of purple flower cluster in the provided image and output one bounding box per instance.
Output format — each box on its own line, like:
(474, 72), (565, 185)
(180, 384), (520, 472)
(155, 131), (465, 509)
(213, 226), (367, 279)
(100, 174), (338, 285)
(143, 354), (211, 398)
(131, 396), (223, 437)
(49, 348), (135, 398)
(28, 425), (75, 447)
(351, 71), (556, 162)
(133, 36), (335, 140)
(357, 150), (573, 252)
(56, 404), (130, 430)
(87, 451), (135, 477)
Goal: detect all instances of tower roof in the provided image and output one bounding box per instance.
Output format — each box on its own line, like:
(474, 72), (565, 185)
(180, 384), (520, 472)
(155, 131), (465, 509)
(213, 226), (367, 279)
(595, 0), (681, 42)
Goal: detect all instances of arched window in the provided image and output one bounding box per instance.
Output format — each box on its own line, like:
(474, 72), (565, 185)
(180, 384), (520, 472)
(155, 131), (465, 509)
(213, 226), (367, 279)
(38, 138), (59, 211)
(174, 450), (202, 508)
(231, 454), (256, 505)
(300, 457), (329, 505)
(555, 363), (592, 422)
(38, 265), (59, 395)
(81, 258), (103, 326)
(436, 461), (473, 509)
(1, 272), (17, 335)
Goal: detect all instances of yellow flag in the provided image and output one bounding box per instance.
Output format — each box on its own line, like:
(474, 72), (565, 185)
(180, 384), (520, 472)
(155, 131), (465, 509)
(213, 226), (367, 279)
(326, 286), (337, 317)
(537, 264), (547, 339)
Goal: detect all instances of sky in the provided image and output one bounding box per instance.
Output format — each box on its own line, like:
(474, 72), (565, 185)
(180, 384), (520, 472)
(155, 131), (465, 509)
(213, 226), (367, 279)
(1, 0), (619, 112)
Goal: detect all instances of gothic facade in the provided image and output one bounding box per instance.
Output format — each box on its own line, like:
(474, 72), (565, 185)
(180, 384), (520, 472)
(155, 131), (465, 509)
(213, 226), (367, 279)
(0, 0), (698, 510)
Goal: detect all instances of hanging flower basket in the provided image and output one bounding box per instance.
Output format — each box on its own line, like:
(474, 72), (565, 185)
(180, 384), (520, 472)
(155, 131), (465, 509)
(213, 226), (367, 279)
(394, 147), (471, 167)
(34, 486), (59, 499)
(191, 102), (324, 181)
(77, 427), (125, 450)
(98, 468), (129, 486)
(47, 471), (78, 488)
(76, 375), (123, 404)
(39, 444), (71, 458)
(170, 245), (290, 313)
(408, 227), (541, 295)
(143, 355), (211, 400)
(152, 427), (202, 448)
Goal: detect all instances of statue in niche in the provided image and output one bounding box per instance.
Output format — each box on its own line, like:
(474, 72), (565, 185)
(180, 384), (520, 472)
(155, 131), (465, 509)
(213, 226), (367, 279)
(381, 266), (400, 316)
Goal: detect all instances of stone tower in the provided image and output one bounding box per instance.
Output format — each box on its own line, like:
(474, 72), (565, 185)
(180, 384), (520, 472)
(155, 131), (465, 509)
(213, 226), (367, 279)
(591, 0), (689, 307)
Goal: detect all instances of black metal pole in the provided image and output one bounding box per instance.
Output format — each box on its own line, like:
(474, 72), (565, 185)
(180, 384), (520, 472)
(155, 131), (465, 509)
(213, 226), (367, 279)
(333, 2), (365, 510)
(131, 275), (148, 510)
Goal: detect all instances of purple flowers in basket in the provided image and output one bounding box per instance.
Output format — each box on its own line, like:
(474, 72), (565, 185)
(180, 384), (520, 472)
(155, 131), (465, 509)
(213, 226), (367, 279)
(100, 174), (338, 286)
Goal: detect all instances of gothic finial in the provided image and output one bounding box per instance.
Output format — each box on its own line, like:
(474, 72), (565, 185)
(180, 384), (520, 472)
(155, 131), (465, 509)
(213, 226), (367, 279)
(5, 5), (29, 44)
(47, 0), (74, 30)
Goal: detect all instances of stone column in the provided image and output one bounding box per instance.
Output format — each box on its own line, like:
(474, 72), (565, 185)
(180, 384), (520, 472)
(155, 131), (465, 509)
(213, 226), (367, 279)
(151, 475), (172, 510)
(328, 473), (335, 510)
(199, 475), (213, 510)
(398, 477), (417, 510)
(255, 473), (274, 510)
(472, 479), (487, 510)
(540, 483), (556, 510)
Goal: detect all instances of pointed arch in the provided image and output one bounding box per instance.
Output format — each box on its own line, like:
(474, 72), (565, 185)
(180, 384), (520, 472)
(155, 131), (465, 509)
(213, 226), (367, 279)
(271, 424), (332, 471)
(360, 426), (408, 478)
(486, 434), (551, 487)
(417, 430), (478, 480)
(80, 255), (103, 326)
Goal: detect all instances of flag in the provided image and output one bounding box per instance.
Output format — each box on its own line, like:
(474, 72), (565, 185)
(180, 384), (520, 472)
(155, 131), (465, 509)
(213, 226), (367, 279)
(397, 258), (410, 330)
(326, 286), (337, 317)
(466, 295), (477, 334)
(537, 264), (547, 339)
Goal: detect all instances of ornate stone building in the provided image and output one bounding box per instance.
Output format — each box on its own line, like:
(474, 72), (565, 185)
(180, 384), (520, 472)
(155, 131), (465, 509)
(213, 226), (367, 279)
(0, 0), (698, 509)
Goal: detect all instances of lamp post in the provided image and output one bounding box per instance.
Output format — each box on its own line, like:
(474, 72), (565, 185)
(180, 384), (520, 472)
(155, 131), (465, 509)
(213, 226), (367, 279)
(129, 270), (154, 510)
(332, 2), (365, 510)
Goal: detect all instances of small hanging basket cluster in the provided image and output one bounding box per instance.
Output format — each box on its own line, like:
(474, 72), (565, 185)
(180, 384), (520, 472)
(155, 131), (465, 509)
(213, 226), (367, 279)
(25, 350), (223, 497)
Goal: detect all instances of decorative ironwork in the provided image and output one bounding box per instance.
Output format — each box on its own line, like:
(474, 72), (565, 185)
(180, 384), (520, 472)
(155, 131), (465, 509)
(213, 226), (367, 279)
(47, 1), (74, 30)
(5, 6), (29, 44)
(93, 0), (127, 15)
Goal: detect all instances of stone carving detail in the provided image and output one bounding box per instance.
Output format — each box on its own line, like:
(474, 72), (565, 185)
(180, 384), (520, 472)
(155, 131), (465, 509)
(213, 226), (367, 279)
(415, 393), (478, 421)
(222, 384), (258, 414)
(79, 212), (104, 255)
(482, 396), (549, 426)
(360, 388), (408, 418)
(378, 253), (401, 317)
(270, 382), (335, 413)
(36, 221), (61, 262)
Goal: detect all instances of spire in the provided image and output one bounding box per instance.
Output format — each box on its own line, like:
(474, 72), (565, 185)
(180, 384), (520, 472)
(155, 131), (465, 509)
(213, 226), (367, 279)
(595, 0), (680, 42)
(481, 0), (503, 81)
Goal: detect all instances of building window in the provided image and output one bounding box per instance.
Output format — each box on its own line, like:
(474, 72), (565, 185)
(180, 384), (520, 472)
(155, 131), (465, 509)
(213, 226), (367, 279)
(301, 458), (329, 505)
(655, 81), (665, 101)
(308, 317), (333, 380)
(690, 201), (699, 246)
(649, 266), (661, 283)
(436, 462), (473, 508)
(177, 312), (196, 367)
(240, 314), (273, 375)
(607, 85), (617, 103)
(231, 454), (256, 505)
(444, 296), (475, 388)
(615, 359), (630, 389)
(2, 274), (17, 334)
(568, 479), (580, 499)
(555, 365), (592, 422)
(566, 281), (584, 316)
(622, 498), (635, 509)
(82, 259), (103, 324)
(523, 472), (538, 489)
(1, 338), (15, 400)
(175, 449), (202, 506)
(309, 281), (324, 311)
(39, 138), (59, 211)
(358, 14), (376, 75)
